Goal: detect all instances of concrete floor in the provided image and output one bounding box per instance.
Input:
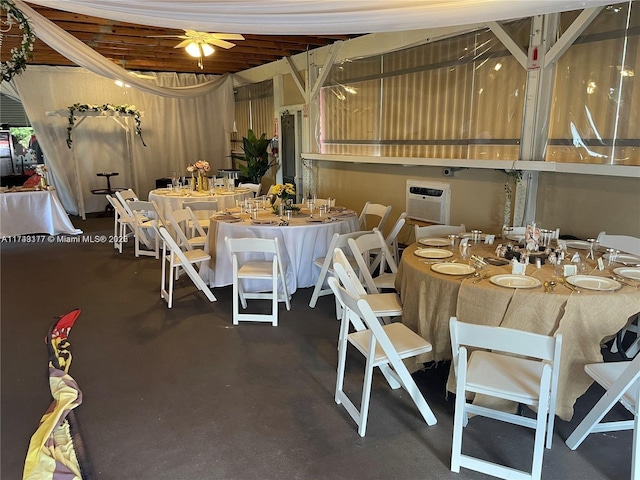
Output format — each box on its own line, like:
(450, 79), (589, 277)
(1, 215), (634, 479)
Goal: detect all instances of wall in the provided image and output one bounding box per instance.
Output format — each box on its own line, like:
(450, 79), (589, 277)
(312, 160), (507, 244)
(537, 172), (640, 239)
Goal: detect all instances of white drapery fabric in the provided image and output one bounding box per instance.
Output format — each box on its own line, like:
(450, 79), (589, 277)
(24, 0), (613, 35)
(15, 0), (229, 98)
(13, 66), (234, 215)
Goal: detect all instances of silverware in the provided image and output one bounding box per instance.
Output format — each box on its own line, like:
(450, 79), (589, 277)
(559, 277), (580, 294)
(612, 275), (639, 289)
(472, 270), (491, 284)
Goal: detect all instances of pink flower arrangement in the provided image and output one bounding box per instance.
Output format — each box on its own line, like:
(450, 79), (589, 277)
(187, 160), (211, 175)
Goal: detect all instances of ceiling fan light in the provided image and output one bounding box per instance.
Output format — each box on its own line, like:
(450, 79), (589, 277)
(202, 44), (215, 57)
(185, 42), (201, 57)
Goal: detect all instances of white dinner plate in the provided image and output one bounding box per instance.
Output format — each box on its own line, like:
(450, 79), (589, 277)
(565, 240), (591, 250)
(414, 248), (453, 259)
(613, 267), (640, 281)
(489, 274), (541, 289)
(418, 237), (451, 247)
(604, 253), (640, 266)
(430, 263), (475, 276)
(251, 219), (277, 225)
(566, 275), (621, 291)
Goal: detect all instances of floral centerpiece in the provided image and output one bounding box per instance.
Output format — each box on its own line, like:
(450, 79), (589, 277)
(187, 160), (211, 191)
(1, 0), (36, 83)
(270, 183), (298, 213)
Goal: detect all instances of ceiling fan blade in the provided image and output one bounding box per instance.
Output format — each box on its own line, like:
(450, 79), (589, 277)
(174, 39), (192, 49)
(210, 33), (245, 41)
(148, 35), (188, 39)
(207, 38), (236, 50)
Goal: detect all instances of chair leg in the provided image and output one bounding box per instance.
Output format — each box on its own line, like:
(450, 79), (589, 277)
(357, 354), (376, 437)
(335, 312), (350, 405)
(167, 260), (175, 308)
(232, 274), (240, 325)
(271, 265), (278, 326)
(451, 354), (467, 473)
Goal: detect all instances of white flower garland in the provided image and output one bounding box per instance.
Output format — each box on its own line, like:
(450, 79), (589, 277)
(66, 103), (147, 148)
(0, 0), (35, 82)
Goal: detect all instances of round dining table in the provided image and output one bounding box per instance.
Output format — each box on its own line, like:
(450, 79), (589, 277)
(148, 188), (254, 219)
(396, 239), (640, 420)
(199, 207), (360, 294)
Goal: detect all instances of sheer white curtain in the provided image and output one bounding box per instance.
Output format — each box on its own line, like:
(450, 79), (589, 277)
(24, 0), (612, 35)
(14, 66), (234, 215)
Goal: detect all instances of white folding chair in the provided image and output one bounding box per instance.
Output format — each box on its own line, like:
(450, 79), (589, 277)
(308, 230), (369, 309)
(156, 225), (216, 308)
(107, 197), (156, 257)
(328, 277), (437, 436)
(348, 230), (398, 293)
(449, 317), (563, 480)
(182, 199), (218, 232)
(566, 355), (640, 480)
(214, 177), (225, 188)
(115, 189), (140, 217)
(371, 212), (407, 270)
(597, 231), (640, 257)
(239, 182), (261, 197)
(414, 223), (466, 241)
(333, 247), (402, 323)
(165, 208), (207, 250)
(128, 200), (161, 258)
(225, 236), (291, 326)
(105, 194), (133, 253)
(358, 202), (392, 231)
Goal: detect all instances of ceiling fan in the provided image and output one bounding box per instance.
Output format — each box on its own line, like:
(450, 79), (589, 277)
(151, 30), (245, 69)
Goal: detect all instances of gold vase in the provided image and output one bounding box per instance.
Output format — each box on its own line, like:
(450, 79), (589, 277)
(197, 174), (208, 192)
(39, 176), (47, 190)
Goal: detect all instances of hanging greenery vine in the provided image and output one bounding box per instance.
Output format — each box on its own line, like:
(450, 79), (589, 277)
(0, 0), (36, 82)
(503, 169), (522, 226)
(66, 103), (147, 148)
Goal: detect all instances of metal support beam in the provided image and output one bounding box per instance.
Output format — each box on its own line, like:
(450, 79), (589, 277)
(310, 41), (342, 100)
(284, 56), (306, 97)
(487, 21), (528, 70)
(545, 7), (603, 68)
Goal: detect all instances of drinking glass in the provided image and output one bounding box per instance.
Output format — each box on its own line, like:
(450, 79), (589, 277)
(459, 241), (470, 260)
(606, 248), (619, 267)
(471, 230), (482, 243)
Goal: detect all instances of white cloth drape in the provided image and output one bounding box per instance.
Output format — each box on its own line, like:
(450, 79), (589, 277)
(15, 0), (229, 98)
(24, 0), (613, 35)
(13, 67), (234, 215)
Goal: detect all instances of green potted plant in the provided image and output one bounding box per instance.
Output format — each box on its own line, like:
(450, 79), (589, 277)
(237, 129), (277, 184)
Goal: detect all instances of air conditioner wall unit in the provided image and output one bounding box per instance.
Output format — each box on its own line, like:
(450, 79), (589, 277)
(406, 180), (451, 224)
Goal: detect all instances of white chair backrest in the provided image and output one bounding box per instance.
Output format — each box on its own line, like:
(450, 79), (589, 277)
(182, 199), (219, 220)
(333, 247), (368, 296)
(348, 230), (398, 293)
(597, 231), (640, 257)
(239, 182), (261, 197)
(165, 208), (196, 250)
(213, 177), (225, 188)
(415, 223), (465, 241)
(107, 194), (134, 222)
(115, 189), (139, 215)
(128, 200), (162, 225)
(359, 202), (392, 231)
(226, 237), (286, 276)
(449, 317), (562, 381)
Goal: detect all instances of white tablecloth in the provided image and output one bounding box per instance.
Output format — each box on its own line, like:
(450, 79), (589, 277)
(149, 188), (254, 219)
(200, 209), (360, 294)
(0, 190), (82, 236)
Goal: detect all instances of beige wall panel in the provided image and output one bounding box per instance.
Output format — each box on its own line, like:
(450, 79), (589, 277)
(537, 172), (640, 239)
(315, 162), (507, 243)
(282, 73), (305, 106)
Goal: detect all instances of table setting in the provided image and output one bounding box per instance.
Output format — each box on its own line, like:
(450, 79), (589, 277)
(198, 203), (359, 294)
(396, 227), (640, 421)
